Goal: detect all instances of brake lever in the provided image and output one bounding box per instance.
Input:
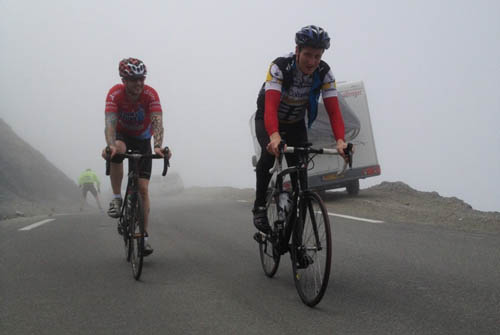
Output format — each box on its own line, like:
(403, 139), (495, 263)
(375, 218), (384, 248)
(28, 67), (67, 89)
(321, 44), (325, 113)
(162, 146), (170, 176)
(278, 140), (286, 154)
(344, 143), (353, 168)
(105, 147), (111, 176)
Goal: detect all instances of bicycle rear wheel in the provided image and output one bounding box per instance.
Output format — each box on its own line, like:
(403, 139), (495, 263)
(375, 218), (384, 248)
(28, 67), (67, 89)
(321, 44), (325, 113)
(258, 191), (280, 277)
(291, 191), (332, 307)
(128, 193), (145, 280)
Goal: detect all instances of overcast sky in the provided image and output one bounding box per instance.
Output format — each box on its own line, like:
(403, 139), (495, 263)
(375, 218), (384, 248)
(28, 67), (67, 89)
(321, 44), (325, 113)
(1, 0), (499, 212)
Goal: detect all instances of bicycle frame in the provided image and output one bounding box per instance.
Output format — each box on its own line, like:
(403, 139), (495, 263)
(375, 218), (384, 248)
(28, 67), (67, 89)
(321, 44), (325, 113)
(104, 146), (170, 280)
(267, 151), (309, 254)
(119, 154), (142, 219)
(106, 147), (170, 222)
(257, 142), (352, 306)
(266, 143), (352, 254)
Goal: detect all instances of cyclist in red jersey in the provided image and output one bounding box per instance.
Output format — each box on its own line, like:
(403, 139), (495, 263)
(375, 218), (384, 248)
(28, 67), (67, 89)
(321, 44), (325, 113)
(102, 58), (172, 256)
(253, 26), (348, 233)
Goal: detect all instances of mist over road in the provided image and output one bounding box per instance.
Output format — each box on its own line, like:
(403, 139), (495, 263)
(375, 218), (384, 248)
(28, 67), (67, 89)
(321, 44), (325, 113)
(1, 192), (499, 334)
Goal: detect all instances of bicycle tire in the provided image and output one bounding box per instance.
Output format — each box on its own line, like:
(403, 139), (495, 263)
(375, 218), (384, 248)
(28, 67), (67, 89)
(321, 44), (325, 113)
(122, 197), (132, 262)
(129, 193), (145, 280)
(258, 191), (280, 277)
(291, 191), (332, 307)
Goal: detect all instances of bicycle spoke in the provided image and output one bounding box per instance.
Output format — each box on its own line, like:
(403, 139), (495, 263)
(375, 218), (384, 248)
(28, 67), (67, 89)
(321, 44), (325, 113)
(128, 194), (144, 280)
(292, 192), (332, 307)
(258, 192), (280, 277)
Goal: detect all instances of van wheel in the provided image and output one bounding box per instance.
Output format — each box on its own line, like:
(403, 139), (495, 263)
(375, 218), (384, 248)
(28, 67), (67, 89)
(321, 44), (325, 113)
(346, 180), (360, 196)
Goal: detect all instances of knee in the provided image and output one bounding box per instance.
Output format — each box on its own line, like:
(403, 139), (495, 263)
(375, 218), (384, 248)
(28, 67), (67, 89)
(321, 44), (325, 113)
(257, 153), (274, 173)
(116, 141), (126, 154)
(111, 142), (127, 164)
(138, 183), (149, 198)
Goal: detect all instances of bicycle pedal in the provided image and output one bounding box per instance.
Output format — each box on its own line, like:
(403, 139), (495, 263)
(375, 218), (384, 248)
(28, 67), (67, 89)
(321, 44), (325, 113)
(253, 232), (265, 243)
(296, 253), (314, 269)
(275, 243), (287, 255)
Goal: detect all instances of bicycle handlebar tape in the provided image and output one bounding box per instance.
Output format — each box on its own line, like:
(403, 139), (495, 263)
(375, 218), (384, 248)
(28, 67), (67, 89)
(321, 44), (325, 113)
(105, 147), (111, 176)
(346, 143), (353, 168)
(162, 146), (170, 176)
(278, 140), (286, 154)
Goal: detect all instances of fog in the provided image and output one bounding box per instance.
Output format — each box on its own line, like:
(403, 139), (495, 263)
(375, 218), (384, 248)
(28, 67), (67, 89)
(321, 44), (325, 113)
(1, 0), (499, 212)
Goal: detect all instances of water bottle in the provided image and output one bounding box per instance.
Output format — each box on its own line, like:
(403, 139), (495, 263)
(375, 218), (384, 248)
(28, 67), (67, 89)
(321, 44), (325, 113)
(279, 191), (291, 215)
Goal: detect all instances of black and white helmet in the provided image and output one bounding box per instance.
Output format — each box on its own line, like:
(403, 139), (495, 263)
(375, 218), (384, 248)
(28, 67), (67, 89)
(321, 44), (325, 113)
(119, 58), (147, 78)
(295, 25), (331, 50)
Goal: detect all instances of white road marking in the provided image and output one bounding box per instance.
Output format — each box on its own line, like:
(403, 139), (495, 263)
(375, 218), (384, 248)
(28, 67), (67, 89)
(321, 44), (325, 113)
(54, 212), (88, 217)
(327, 212), (384, 223)
(19, 219), (55, 231)
(237, 200), (249, 203)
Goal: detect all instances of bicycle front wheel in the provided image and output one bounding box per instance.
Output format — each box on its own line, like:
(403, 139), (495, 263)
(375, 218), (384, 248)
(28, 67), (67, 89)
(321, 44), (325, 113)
(258, 191), (280, 277)
(122, 198), (132, 261)
(129, 193), (145, 280)
(291, 191), (332, 307)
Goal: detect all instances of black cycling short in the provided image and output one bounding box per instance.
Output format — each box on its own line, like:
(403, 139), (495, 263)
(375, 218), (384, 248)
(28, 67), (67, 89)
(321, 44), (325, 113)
(254, 118), (308, 208)
(82, 183), (98, 197)
(111, 133), (152, 180)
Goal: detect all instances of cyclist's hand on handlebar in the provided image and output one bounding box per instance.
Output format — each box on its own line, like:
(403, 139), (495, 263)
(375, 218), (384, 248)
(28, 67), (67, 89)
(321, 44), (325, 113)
(336, 139), (348, 160)
(267, 133), (282, 157)
(154, 146), (164, 158)
(102, 145), (117, 160)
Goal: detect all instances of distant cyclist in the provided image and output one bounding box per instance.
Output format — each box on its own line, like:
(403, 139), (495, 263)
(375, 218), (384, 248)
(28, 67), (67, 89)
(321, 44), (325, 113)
(78, 168), (103, 212)
(253, 25), (347, 233)
(101, 57), (172, 256)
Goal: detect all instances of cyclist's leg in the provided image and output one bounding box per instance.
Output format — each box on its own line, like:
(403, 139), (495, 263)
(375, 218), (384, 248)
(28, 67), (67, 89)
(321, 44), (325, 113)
(80, 185), (88, 210)
(133, 138), (152, 231)
(138, 178), (150, 232)
(94, 194), (103, 211)
(254, 119), (274, 208)
(89, 185), (103, 211)
(108, 136), (127, 217)
(138, 177), (153, 256)
(133, 138), (153, 255)
(110, 140), (126, 195)
(283, 121), (308, 191)
(253, 119), (276, 233)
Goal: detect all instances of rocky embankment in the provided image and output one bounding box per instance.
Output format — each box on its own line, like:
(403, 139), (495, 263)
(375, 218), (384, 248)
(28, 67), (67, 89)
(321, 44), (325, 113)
(0, 119), (80, 220)
(321, 181), (500, 233)
(181, 182), (500, 234)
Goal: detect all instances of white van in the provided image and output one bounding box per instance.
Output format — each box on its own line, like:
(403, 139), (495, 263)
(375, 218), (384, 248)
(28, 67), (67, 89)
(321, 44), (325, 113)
(250, 80), (381, 195)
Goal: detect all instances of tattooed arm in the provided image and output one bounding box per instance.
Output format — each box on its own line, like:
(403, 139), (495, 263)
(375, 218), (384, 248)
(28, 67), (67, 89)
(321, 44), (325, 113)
(104, 113), (118, 147)
(151, 112), (171, 158)
(102, 113), (118, 159)
(151, 112), (164, 149)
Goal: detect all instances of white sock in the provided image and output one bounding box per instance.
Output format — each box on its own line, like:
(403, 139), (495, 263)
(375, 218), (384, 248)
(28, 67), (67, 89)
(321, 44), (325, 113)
(113, 194), (121, 199)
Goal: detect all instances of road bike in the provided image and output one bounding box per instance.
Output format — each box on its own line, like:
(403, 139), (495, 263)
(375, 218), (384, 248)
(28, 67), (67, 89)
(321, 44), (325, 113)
(254, 142), (353, 306)
(105, 147), (169, 280)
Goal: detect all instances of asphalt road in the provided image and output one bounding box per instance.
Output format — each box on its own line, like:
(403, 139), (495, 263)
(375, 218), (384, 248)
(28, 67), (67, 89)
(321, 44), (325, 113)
(1, 192), (499, 335)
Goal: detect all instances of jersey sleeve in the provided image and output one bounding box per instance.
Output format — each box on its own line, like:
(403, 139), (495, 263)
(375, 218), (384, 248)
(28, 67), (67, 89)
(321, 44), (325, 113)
(104, 85), (122, 114)
(263, 62), (282, 135)
(323, 97), (345, 141)
(321, 70), (338, 99)
(264, 90), (281, 136)
(264, 63), (284, 92)
(146, 87), (162, 113)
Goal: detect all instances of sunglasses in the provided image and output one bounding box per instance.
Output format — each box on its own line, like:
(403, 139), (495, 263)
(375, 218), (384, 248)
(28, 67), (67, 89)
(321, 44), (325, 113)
(125, 76), (145, 82)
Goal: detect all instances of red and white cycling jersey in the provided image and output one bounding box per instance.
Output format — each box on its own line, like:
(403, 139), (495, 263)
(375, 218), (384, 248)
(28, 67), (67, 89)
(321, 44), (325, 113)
(265, 53), (338, 123)
(105, 84), (162, 140)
